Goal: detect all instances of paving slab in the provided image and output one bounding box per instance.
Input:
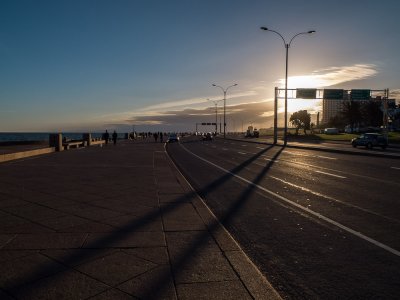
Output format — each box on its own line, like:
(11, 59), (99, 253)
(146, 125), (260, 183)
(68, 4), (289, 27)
(0, 140), (281, 299)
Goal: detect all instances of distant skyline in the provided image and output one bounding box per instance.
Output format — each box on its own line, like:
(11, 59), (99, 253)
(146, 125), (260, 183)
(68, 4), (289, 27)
(1, 0), (399, 132)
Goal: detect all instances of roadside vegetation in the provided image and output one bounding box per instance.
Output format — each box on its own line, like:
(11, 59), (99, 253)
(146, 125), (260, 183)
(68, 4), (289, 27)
(260, 128), (400, 144)
(283, 99), (400, 144)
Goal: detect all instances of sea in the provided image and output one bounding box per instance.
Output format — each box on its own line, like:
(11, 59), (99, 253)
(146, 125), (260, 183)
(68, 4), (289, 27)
(0, 132), (126, 143)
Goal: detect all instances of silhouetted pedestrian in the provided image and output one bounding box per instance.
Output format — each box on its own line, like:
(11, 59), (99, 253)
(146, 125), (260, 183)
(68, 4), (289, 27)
(153, 132), (158, 142)
(160, 132), (163, 143)
(112, 130), (118, 145)
(104, 130), (109, 145)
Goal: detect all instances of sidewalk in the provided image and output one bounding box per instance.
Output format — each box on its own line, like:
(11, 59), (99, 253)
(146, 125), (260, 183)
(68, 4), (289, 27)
(0, 140), (280, 299)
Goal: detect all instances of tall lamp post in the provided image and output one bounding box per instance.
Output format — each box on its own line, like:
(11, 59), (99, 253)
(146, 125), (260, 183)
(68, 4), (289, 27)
(260, 27), (315, 145)
(208, 99), (223, 133)
(212, 83), (237, 138)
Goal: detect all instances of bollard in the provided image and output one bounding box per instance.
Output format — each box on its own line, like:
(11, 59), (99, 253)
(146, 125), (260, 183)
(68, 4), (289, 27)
(83, 133), (92, 146)
(49, 133), (63, 152)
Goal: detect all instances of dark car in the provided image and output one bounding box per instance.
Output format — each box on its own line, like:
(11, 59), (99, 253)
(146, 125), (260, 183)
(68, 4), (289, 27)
(202, 132), (213, 141)
(351, 133), (388, 149)
(166, 134), (179, 143)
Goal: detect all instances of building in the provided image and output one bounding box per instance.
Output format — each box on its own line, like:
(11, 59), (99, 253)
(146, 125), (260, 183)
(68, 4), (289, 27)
(322, 95), (396, 125)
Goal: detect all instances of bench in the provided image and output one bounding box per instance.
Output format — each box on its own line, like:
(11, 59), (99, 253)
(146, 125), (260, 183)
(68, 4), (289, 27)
(63, 140), (87, 150)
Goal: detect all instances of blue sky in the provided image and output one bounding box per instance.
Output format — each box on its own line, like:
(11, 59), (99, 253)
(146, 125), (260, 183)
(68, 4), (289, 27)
(1, 0), (399, 132)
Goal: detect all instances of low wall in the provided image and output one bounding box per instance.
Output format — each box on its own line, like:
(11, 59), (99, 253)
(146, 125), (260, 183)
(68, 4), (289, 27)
(0, 147), (55, 163)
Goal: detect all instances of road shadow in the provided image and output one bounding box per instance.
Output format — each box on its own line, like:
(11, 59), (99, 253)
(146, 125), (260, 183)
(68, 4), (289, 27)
(4, 142), (284, 299)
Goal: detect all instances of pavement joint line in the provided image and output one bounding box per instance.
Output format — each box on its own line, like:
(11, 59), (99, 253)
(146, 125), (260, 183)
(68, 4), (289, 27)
(155, 148), (181, 300)
(165, 144), (282, 299)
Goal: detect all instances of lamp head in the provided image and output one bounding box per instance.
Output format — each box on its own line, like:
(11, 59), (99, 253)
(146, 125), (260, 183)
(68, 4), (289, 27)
(308, 30), (316, 34)
(212, 84), (216, 86)
(260, 27), (268, 31)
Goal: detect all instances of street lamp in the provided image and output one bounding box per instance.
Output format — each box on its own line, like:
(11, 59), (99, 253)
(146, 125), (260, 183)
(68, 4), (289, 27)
(260, 27), (315, 145)
(212, 83), (238, 138)
(208, 98), (223, 133)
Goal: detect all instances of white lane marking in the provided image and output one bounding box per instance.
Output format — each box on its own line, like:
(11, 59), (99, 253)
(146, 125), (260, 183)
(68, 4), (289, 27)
(180, 144), (400, 257)
(285, 151), (337, 160)
(262, 158), (279, 163)
(238, 152), (247, 155)
(269, 175), (400, 224)
(391, 167), (400, 170)
(259, 155), (279, 163)
(256, 146), (264, 150)
(316, 155), (337, 160)
(241, 144), (247, 147)
(222, 148), (228, 151)
(315, 170), (347, 179)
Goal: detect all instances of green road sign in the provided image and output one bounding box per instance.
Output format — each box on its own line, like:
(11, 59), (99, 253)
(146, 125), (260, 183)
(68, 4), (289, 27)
(351, 89), (370, 100)
(324, 89), (344, 100)
(296, 88), (317, 99)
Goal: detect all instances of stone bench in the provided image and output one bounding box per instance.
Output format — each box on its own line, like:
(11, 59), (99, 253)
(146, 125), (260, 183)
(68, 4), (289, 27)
(63, 140), (87, 150)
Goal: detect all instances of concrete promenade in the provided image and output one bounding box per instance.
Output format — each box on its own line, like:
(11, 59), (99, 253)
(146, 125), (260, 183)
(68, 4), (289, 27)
(0, 140), (280, 299)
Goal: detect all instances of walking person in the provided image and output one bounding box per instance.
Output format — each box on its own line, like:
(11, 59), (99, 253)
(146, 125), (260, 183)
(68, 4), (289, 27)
(160, 132), (163, 143)
(112, 130), (118, 145)
(103, 130), (109, 145)
(153, 132), (158, 142)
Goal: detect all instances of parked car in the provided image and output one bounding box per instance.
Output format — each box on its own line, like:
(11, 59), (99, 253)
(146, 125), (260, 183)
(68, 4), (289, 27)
(324, 128), (339, 135)
(166, 134), (179, 143)
(351, 133), (388, 149)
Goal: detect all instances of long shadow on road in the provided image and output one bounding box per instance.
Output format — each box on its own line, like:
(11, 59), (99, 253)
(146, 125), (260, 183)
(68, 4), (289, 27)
(4, 141), (283, 299)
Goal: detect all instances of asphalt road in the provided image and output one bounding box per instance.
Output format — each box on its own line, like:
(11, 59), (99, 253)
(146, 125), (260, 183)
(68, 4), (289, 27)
(166, 136), (400, 299)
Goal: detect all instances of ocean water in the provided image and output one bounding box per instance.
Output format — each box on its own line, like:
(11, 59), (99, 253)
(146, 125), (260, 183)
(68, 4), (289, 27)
(0, 132), (125, 142)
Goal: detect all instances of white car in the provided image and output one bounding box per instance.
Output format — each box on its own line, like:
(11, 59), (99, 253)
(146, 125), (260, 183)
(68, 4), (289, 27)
(166, 134), (179, 143)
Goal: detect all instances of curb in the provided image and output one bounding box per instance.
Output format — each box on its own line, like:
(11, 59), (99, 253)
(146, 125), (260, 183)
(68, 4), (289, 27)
(165, 144), (282, 300)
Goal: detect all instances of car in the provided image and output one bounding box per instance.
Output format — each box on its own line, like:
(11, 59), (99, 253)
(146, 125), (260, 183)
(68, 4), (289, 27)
(324, 128), (339, 135)
(351, 133), (388, 149)
(202, 132), (213, 141)
(166, 134), (179, 143)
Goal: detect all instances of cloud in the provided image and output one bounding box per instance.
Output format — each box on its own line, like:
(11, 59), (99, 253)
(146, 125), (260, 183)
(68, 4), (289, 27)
(97, 64), (391, 132)
(126, 101), (277, 131)
(277, 64), (378, 88)
(138, 97), (208, 111)
(390, 89), (400, 100)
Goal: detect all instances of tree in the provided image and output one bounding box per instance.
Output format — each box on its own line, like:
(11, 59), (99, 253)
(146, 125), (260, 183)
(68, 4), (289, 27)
(362, 100), (383, 127)
(341, 101), (362, 133)
(290, 110), (311, 135)
(327, 115), (346, 129)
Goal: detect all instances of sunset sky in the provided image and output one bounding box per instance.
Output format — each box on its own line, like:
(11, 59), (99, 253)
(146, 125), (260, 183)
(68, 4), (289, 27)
(1, 0), (399, 132)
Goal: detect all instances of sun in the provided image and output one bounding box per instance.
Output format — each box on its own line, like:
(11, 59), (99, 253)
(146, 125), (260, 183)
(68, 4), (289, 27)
(278, 99), (321, 113)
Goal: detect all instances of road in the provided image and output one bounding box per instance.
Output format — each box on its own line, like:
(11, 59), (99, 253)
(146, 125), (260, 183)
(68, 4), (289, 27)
(166, 136), (400, 299)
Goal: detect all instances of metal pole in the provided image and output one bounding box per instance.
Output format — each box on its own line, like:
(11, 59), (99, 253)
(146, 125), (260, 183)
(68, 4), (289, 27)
(284, 44), (289, 146)
(212, 84), (237, 138)
(274, 87), (278, 144)
(215, 103), (218, 133)
(223, 90), (226, 138)
(260, 27), (315, 145)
